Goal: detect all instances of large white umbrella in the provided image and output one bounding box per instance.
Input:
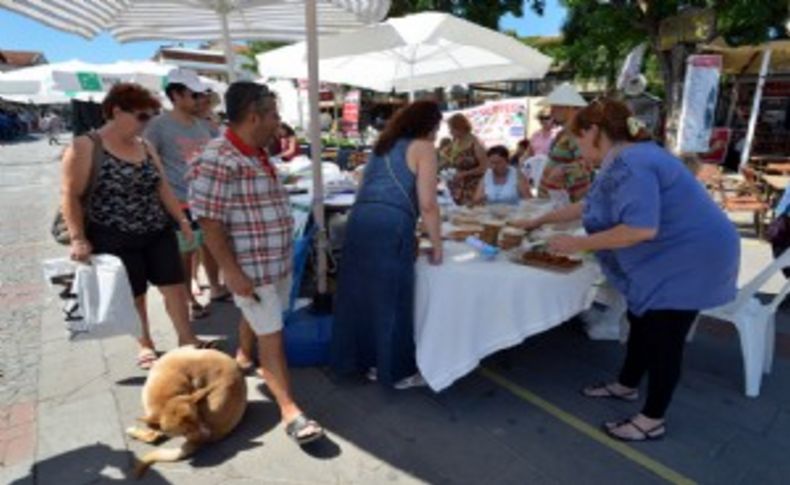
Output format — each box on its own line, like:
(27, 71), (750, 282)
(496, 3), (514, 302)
(0, 0), (391, 305)
(257, 12), (553, 95)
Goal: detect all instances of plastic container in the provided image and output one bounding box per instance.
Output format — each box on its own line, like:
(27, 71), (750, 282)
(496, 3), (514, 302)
(283, 308), (333, 367)
(465, 236), (499, 260)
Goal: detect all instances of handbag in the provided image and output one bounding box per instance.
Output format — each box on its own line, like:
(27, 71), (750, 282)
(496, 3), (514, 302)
(50, 131), (103, 245)
(767, 214), (790, 249)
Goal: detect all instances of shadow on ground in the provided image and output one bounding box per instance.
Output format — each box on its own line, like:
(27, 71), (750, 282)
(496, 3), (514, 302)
(10, 443), (171, 484)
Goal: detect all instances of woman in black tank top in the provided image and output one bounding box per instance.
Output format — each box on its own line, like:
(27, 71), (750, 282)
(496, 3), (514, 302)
(60, 83), (215, 370)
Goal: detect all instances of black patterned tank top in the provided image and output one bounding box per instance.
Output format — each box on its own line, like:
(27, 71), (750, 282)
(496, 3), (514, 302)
(87, 149), (170, 234)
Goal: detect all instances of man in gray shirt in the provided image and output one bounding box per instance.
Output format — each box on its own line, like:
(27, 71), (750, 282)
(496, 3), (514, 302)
(145, 68), (212, 318)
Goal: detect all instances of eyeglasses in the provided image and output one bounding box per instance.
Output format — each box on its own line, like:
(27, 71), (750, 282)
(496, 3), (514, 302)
(128, 111), (156, 123)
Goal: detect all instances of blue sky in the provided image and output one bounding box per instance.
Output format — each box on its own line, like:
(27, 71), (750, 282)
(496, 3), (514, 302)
(0, 1), (565, 63)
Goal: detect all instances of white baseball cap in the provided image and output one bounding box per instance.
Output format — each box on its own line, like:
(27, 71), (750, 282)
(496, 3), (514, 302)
(166, 68), (209, 93)
(539, 82), (588, 108)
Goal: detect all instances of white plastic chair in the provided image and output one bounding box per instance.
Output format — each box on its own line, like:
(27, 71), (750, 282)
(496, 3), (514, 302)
(696, 248), (790, 398)
(521, 155), (548, 195)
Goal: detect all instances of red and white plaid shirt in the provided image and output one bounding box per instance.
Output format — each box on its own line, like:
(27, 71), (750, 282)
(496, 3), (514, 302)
(189, 129), (293, 286)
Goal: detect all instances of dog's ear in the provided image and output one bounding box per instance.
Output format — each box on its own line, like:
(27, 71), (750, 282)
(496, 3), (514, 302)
(138, 415), (160, 430)
(189, 386), (213, 404)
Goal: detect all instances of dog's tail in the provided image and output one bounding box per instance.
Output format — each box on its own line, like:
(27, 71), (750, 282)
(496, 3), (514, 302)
(134, 441), (200, 479)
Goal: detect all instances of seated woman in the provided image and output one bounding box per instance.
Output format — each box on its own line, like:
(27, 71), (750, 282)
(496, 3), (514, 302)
(473, 145), (531, 206)
(277, 122), (300, 161)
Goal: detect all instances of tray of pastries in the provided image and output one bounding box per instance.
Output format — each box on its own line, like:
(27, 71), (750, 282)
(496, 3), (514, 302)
(445, 224), (484, 241)
(509, 248), (583, 273)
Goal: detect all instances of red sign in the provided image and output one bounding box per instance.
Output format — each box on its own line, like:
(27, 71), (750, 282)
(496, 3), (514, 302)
(699, 127), (731, 164)
(342, 90), (361, 135)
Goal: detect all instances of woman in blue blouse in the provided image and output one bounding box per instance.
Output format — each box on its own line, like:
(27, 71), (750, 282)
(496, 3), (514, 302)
(519, 99), (739, 441)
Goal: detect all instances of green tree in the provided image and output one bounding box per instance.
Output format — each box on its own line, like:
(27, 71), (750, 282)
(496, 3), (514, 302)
(388, 0), (546, 29)
(242, 41), (288, 75)
(556, 0), (788, 144)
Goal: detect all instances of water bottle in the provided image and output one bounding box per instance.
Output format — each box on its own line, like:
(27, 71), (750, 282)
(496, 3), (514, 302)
(465, 236), (499, 261)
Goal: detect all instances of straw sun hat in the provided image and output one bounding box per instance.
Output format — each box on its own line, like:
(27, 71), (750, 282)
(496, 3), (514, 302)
(539, 82), (588, 108)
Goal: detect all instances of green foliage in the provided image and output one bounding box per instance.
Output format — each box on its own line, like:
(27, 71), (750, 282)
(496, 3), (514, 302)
(547, 0), (786, 90)
(388, 0), (546, 29)
(242, 41), (289, 74)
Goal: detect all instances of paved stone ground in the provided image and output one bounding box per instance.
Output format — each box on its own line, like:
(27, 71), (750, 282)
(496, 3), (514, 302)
(0, 135), (66, 483)
(1, 136), (789, 484)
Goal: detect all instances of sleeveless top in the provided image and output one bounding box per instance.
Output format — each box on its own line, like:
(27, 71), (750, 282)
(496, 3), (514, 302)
(87, 146), (170, 234)
(483, 166), (520, 205)
(354, 138), (417, 219)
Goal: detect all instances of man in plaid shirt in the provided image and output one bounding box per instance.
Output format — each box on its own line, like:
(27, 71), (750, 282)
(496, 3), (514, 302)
(189, 82), (323, 444)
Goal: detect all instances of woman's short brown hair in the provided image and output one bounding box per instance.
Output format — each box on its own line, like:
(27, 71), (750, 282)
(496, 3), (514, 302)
(569, 98), (651, 143)
(447, 113), (472, 135)
(101, 83), (161, 121)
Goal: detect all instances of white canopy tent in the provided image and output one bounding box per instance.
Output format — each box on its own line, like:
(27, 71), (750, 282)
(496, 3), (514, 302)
(0, 60), (100, 104)
(0, 60), (226, 105)
(0, 0), (391, 304)
(256, 12), (553, 95)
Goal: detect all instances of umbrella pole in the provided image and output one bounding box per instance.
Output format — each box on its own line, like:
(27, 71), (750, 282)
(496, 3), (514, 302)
(219, 9), (237, 82)
(306, 0), (330, 311)
(739, 49), (772, 172)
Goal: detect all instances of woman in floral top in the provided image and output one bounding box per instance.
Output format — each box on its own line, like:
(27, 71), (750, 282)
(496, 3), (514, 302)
(442, 114), (487, 205)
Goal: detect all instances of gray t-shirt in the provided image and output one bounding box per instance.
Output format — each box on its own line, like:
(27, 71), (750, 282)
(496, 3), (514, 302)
(145, 113), (211, 201)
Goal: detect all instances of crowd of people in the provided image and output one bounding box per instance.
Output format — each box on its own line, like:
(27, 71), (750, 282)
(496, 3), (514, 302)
(58, 70), (740, 445)
(330, 84), (740, 442)
(0, 104), (60, 142)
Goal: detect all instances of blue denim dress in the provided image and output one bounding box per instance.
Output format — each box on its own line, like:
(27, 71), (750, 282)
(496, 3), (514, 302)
(331, 138), (419, 385)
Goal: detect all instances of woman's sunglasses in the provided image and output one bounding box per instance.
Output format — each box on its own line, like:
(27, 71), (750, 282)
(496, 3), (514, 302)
(126, 110), (156, 123)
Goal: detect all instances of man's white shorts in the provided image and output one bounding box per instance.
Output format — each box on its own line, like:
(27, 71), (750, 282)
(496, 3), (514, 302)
(233, 276), (292, 336)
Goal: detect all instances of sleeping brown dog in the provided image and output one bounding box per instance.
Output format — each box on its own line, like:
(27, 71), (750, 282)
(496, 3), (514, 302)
(126, 346), (247, 478)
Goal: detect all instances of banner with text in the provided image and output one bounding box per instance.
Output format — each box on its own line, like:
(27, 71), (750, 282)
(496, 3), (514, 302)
(677, 55), (722, 153)
(439, 97), (529, 149)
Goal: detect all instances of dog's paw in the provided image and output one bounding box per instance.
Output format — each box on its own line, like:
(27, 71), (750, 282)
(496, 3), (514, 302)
(127, 426), (164, 444)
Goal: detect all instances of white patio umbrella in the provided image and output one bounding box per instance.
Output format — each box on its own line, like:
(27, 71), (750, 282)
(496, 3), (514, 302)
(0, 0), (390, 305)
(256, 12), (553, 96)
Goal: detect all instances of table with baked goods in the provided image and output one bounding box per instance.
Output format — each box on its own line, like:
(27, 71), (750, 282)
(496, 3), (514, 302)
(413, 202), (601, 392)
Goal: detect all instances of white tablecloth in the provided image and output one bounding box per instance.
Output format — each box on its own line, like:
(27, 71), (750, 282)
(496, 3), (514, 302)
(414, 242), (600, 391)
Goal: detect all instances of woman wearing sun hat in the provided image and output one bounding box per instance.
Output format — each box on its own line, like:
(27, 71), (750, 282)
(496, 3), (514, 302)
(537, 82), (592, 204)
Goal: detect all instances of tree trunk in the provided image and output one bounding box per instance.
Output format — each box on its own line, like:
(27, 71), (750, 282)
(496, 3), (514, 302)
(653, 42), (694, 151)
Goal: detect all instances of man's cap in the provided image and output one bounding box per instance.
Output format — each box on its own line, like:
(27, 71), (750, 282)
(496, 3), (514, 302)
(166, 68), (209, 93)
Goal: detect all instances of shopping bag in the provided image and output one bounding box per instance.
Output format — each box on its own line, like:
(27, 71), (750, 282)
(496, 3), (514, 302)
(68, 254), (142, 340)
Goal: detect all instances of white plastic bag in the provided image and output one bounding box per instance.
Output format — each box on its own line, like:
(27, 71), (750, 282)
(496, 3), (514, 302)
(69, 254), (142, 340)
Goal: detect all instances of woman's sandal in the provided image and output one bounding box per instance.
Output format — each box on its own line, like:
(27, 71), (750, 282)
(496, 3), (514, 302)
(603, 418), (666, 442)
(210, 289), (232, 303)
(581, 382), (639, 402)
(285, 414), (324, 445)
(137, 349), (158, 370)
